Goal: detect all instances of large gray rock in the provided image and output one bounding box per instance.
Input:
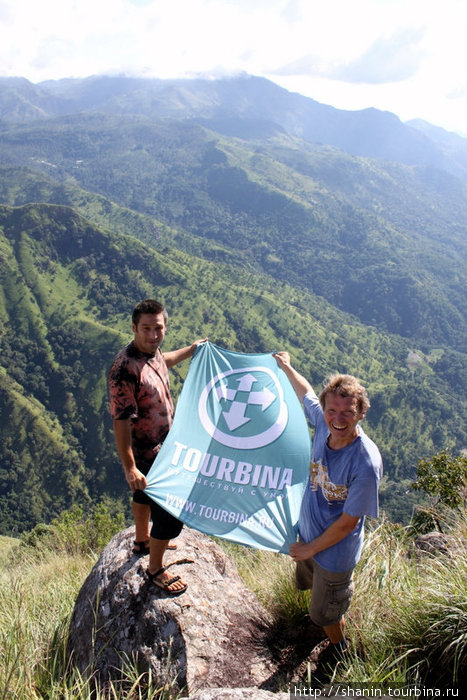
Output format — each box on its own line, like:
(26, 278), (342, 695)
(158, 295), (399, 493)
(186, 690), (290, 700)
(67, 526), (283, 696)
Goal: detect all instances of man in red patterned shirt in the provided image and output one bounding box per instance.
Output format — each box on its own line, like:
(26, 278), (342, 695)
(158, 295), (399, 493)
(109, 299), (206, 594)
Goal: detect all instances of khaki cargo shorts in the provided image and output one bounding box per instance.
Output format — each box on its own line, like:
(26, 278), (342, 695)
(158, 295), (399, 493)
(296, 556), (355, 627)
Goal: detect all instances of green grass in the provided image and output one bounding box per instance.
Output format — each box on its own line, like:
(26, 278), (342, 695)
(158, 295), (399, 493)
(0, 535), (19, 567)
(0, 510), (465, 697)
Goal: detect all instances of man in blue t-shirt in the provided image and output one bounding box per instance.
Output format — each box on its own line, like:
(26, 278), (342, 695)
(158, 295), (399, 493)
(274, 352), (382, 664)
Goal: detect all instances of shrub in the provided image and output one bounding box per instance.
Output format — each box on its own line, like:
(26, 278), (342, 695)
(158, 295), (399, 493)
(21, 498), (127, 556)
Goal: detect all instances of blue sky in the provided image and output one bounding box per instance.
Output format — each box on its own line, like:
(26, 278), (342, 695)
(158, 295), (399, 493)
(0, 0), (466, 135)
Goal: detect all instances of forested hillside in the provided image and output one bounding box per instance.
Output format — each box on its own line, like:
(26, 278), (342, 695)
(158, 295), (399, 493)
(0, 74), (466, 534)
(0, 114), (466, 350)
(0, 201), (465, 532)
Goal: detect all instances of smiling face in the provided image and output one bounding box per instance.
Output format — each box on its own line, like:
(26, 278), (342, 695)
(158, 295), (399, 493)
(323, 392), (365, 449)
(132, 312), (166, 355)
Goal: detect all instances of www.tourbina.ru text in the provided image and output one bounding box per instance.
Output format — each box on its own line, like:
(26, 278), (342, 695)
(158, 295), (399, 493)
(165, 493), (274, 530)
(291, 686), (459, 697)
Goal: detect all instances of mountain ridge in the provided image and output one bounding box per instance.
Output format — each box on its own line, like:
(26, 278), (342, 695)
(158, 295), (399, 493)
(1, 73), (466, 180)
(1, 113), (465, 350)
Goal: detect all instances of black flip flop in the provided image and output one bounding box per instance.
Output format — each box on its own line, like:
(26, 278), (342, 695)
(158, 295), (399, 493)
(132, 540), (150, 555)
(147, 566), (187, 595)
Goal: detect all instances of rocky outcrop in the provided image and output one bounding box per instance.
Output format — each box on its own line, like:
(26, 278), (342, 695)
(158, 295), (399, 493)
(413, 531), (466, 560)
(67, 526), (285, 696)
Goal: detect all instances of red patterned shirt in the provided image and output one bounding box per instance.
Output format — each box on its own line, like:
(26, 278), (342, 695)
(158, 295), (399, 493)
(108, 342), (174, 473)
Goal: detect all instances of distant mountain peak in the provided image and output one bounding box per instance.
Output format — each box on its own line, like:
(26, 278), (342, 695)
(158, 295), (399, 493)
(0, 72), (466, 179)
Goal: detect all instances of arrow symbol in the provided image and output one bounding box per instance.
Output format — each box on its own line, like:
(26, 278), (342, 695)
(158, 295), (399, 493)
(236, 373), (256, 391)
(216, 383), (237, 402)
(223, 401), (250, 431)
(248, 386), (276, 411)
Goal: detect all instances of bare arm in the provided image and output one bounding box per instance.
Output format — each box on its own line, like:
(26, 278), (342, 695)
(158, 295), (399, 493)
(112, 418), (147, 491)
(273, 351), (314, 401)
(163, 338), (208, 368)
(289, 512), (360, 561)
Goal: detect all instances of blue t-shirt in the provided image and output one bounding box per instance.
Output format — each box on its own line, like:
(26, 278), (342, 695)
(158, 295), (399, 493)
(299, 390), (382, 572)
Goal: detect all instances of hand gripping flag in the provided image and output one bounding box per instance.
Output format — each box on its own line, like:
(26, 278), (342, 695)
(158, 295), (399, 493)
(145, 342), (311, 552)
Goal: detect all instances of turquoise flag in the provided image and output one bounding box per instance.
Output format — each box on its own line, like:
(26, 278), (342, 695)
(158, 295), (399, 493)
(145, 342), (311, 553)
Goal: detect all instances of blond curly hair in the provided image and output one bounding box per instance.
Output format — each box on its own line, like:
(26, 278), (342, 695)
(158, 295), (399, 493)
(319, 374), (370, 415)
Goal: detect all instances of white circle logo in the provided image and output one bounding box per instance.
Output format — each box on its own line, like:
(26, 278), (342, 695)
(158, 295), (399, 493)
(198, 366), (288, 449)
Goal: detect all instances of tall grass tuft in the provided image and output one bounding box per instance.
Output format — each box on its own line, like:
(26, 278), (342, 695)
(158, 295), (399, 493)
(340, 513), (466, 687)
(381, 543), (467, 686)
(0, 545), (94, 698)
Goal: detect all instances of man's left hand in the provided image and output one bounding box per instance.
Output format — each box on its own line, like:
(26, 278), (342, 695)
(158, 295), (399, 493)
(290, 541), (315, 561)
(191, 338), (208, 353)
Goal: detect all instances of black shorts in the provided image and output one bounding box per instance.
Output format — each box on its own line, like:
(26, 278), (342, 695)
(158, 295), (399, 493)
(133, 489), (183, 540)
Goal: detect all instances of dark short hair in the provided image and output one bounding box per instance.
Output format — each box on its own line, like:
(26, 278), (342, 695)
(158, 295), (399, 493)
(132, 299), (168, 326)
(319, 374), (370, 415)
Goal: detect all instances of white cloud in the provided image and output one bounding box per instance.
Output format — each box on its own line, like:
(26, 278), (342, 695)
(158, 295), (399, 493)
(0, 0), (466, 134)
(331, 29), (425, 84)
(272, 26), (425, 85)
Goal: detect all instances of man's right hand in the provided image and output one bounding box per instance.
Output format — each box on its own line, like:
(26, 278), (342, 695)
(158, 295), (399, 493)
(125, 466), (147, 492)
(273, 351), (291, 370)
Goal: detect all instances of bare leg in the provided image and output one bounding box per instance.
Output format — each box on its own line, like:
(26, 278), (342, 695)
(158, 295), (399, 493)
(323, 617), (346, 644)
(148, 537), (186, 592)
(132, 502), (151, 544)
(133, 501), (176, 551)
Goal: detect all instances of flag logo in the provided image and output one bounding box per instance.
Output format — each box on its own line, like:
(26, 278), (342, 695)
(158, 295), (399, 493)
(198, 366), (288, 448)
